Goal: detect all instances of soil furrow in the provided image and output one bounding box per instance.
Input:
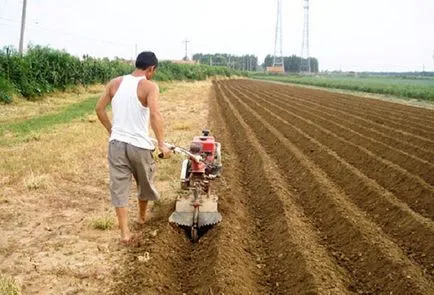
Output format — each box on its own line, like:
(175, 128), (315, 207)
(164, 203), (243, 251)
(237, 82), (434, 164)
(253, 82), (434, 155)
(290, 90), (434, 140)
(109, 206), (195, 294)
(203, 85), (272, 294)
(226, 83), (434, 277)
(233, 84), (434, 186)
(264, 81), (434, 126)
(254, 81), (434, 148)
(227, 83), (434, 219)
(214, 82), (352, 294)
(217, 81), (434, 294)
(289, 92), (434, 137)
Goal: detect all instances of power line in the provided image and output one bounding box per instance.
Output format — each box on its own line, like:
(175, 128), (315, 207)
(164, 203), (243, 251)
(0, 17), (132, 48)
(0, 0), (9, 19)
(0, 21), (18, 27)
(0, 17), (18, 22)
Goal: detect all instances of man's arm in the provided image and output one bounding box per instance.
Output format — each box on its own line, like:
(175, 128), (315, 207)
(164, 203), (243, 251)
(147, 83), (171, 157)
(147, 83), (164, 146)
(95, 81), (113, 134)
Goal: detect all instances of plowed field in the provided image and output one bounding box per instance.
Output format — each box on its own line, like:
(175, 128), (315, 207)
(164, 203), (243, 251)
(5, 80), (432, 294)
(205, 80), (434, 294)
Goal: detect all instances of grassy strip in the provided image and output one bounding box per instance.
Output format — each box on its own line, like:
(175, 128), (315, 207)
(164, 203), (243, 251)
(0, 95), (98, 139)
(0, 82), (172, 145)
(0, 274), (21, 295)
(253, 75), (434, 101)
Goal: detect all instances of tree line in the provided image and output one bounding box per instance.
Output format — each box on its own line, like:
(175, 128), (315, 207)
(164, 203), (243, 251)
(262, 54), (319, 73)
(193, 53), (258, 72)
(192, 53), (319, 73)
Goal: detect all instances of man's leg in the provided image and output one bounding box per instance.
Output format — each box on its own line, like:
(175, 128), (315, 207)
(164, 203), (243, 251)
(129, 147), (159, 225)
(115, 207), (131, 241)
(109, 140), (133, 243)
(137, 200), (148, 224)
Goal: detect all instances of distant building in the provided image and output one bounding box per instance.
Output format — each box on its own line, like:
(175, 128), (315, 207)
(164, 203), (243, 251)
(171, 60), (198, 65)
(266, 66), (285, 73)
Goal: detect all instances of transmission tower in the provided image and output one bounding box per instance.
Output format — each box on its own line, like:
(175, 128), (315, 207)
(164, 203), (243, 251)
(183, 38), (190, 61)
(301, 0), (311, 73)
(273, 0), (284, 72)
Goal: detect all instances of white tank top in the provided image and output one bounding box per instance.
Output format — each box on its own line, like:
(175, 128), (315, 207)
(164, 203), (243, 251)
(109, 74), (154, 150)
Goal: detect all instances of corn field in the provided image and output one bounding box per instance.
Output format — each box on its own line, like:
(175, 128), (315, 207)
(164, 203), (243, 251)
(0, 45), (244, 103)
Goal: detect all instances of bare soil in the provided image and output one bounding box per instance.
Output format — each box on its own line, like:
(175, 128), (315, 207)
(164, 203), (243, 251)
(1, 79), (433, 294)
(209, 80), (433, 294)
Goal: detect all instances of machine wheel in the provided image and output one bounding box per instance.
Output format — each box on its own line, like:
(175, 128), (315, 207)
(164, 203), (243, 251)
(191, 227), (199, 243)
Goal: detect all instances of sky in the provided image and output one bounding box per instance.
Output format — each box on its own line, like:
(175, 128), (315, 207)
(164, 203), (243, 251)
(0, 0), (433, 72)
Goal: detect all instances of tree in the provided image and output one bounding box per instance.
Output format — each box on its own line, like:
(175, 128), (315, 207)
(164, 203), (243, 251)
(193, 53), (258, 71)
(262, 54), (319, 73)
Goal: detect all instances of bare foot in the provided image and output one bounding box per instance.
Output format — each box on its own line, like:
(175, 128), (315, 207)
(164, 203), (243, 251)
(136, 218), (146, 225)
(136, 209), (153, 226)
(119, 234), (138, 246)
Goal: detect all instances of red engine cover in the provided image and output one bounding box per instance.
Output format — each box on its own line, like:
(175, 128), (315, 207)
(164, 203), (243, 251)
(192, 136), (216, 153)
(190, 136), (216, 173)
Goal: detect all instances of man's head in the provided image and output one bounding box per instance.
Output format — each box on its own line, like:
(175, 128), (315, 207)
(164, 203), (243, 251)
(135, 51), (158, 80)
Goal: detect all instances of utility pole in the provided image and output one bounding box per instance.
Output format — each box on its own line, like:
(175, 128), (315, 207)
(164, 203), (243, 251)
(19, 0), (28, 54)
(183, 38), (190, 60)
(301, 0), (311, 73)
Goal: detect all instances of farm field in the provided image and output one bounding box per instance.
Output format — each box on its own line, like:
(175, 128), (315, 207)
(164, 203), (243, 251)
(253, 74), (434, 102)
(1, 79), (433, 294)
(208, 79), (434, 294)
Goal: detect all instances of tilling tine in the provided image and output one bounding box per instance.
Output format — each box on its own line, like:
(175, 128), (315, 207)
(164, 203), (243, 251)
(152, 129), (222, 242)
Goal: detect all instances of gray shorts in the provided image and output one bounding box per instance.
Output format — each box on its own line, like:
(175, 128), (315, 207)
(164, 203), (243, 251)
(108, 140), (159, 207)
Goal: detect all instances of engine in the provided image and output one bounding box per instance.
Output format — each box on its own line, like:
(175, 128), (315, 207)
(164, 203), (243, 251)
(180, 130), (222, 190)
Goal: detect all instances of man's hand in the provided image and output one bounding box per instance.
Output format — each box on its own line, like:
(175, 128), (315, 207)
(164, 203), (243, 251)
(158, 144), (172, 159)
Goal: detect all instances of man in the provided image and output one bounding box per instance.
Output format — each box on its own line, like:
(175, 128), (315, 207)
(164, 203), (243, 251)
(95, 51), (171, 244)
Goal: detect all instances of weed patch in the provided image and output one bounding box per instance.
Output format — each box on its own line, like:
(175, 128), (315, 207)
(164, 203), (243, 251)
(89, 215), (115, 231)
(0, 274), (21, 295)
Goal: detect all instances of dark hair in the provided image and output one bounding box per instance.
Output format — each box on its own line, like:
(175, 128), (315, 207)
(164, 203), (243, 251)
(135, 51), (158, 70)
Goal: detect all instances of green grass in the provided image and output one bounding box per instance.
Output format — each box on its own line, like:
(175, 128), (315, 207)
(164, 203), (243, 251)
(253, 74), (434, 101)
(0, 95), (98, 141)
(88, 215), (115, 231)
(0, 274), (21, 295)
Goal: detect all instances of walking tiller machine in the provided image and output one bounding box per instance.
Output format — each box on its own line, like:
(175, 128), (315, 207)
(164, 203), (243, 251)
(153, 130), (222, 242)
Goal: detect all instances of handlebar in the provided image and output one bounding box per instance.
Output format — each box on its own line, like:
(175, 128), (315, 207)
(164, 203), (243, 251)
(150, 138), (203, 164)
